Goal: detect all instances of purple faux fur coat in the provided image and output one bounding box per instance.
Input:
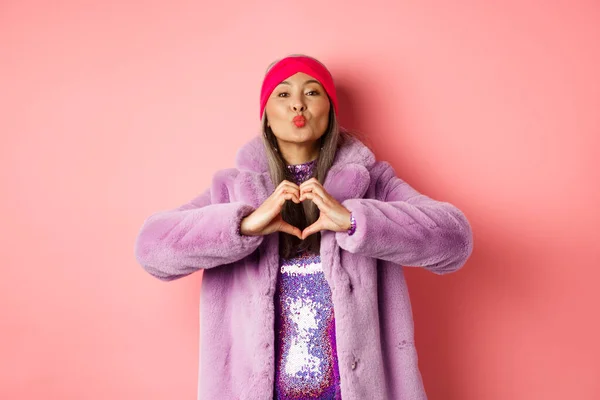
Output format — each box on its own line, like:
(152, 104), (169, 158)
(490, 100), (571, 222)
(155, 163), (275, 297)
(134, 134), (474, 400)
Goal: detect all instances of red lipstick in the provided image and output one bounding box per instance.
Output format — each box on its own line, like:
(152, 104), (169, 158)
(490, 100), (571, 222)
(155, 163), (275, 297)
(293, 115), (306, 127)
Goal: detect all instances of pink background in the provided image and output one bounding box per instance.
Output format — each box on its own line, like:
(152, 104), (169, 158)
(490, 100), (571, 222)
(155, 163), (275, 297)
(2, 1), (599, 399)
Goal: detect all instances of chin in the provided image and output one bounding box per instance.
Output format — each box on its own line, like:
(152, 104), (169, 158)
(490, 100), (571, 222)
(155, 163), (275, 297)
(273, 125), (321, 143)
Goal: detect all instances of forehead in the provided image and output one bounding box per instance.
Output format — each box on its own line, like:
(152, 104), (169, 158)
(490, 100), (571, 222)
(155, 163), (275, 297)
(278, 72), (321, 86)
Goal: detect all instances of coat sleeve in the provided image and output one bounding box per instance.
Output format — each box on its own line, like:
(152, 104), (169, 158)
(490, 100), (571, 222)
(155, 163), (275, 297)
(335, 162), (473, 275)
(133, 169), (264, 281)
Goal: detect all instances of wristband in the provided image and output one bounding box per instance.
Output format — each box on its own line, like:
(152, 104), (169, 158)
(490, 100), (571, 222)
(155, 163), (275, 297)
(347, 213), (356, 236)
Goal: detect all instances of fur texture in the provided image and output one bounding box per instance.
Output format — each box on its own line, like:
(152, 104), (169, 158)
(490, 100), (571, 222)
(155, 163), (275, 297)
(134, 134), (474, 399)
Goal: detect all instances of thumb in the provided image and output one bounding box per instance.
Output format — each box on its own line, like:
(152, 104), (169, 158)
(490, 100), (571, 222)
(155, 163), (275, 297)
(277, 221), (302, 240)
(301, 220), (323, 240)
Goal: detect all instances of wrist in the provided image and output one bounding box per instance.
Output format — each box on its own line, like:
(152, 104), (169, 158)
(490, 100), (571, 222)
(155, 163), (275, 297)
(239, 217), (250, 236)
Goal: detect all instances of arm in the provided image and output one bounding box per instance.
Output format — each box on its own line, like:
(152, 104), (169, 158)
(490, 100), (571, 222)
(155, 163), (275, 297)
(335, 162), (473, 275)
(134, 170), (264, 281)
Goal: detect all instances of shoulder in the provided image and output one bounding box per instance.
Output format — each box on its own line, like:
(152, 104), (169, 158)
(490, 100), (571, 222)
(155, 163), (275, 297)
(366, 160), (399, 200)
(213, 167), (240, 186)
(210, 167), (266, 204)
(209, 167), (240, 203)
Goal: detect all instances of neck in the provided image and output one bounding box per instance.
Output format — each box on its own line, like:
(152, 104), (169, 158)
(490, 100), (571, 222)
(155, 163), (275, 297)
(277, 140), (320, 165)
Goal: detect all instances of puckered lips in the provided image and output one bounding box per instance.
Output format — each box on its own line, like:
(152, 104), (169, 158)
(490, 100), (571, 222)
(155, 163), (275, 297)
(292, 115), (306, 127)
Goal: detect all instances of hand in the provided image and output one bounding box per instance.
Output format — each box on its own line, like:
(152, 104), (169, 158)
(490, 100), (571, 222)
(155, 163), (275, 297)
(239, 180), (303, 239)
(298, 177), (352, 240)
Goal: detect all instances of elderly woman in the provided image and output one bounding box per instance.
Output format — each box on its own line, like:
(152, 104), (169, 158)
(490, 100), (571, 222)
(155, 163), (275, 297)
(134, 54), (473, 400)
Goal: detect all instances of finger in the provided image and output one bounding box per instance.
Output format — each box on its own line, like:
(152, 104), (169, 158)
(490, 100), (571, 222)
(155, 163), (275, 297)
(282, 190), (301, 203)
(299, 183), (328, 203)
(298, 183), (313, 200)
(277, 180), (300, 192)
(299, 177), (319, 189)
(278, 186), (301, 202)
(300, 192), (329, 212)
(298, 180), (319, 193)
(278, 179), (299, 187)
(279, 192), (300, 206)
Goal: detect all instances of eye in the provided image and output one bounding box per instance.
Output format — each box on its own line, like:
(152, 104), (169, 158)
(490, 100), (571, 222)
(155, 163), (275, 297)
(306, 90), (319, 96)
(277, 92), (289, 97)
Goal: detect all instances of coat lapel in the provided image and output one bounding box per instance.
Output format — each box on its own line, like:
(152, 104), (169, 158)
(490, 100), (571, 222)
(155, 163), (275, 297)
(235, 133), (376, 207)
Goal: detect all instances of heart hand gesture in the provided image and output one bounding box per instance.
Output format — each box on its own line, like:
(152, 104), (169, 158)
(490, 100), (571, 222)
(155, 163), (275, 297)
(298, 177), (352, 240)
(239, 178), (352, 240)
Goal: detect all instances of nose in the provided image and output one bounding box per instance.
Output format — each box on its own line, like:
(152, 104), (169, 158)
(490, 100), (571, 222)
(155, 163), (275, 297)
(292, 104), (306, 112)
(292, 100), (306, 113)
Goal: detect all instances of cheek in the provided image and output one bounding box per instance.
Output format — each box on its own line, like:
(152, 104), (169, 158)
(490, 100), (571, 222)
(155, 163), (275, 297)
(314, 96), (330, 112)
(312, 100), (331, 121)
(265, 101), (287, 121)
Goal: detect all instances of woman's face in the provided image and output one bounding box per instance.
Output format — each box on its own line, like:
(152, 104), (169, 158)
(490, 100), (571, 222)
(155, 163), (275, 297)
(265, 72), (331, 149)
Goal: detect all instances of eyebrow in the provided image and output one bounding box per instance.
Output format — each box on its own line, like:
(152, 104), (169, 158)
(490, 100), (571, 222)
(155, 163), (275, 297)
(278, 79), (321, 86)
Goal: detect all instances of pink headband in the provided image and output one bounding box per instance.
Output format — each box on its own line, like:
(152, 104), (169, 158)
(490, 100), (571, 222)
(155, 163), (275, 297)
(259, 56), (338, 120)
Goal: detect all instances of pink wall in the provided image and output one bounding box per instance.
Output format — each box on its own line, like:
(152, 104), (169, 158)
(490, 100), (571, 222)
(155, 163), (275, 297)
(2, 1), (599, 399)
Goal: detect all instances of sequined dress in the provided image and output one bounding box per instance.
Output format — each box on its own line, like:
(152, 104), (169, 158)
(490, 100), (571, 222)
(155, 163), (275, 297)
(273, 158), (346, 400)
